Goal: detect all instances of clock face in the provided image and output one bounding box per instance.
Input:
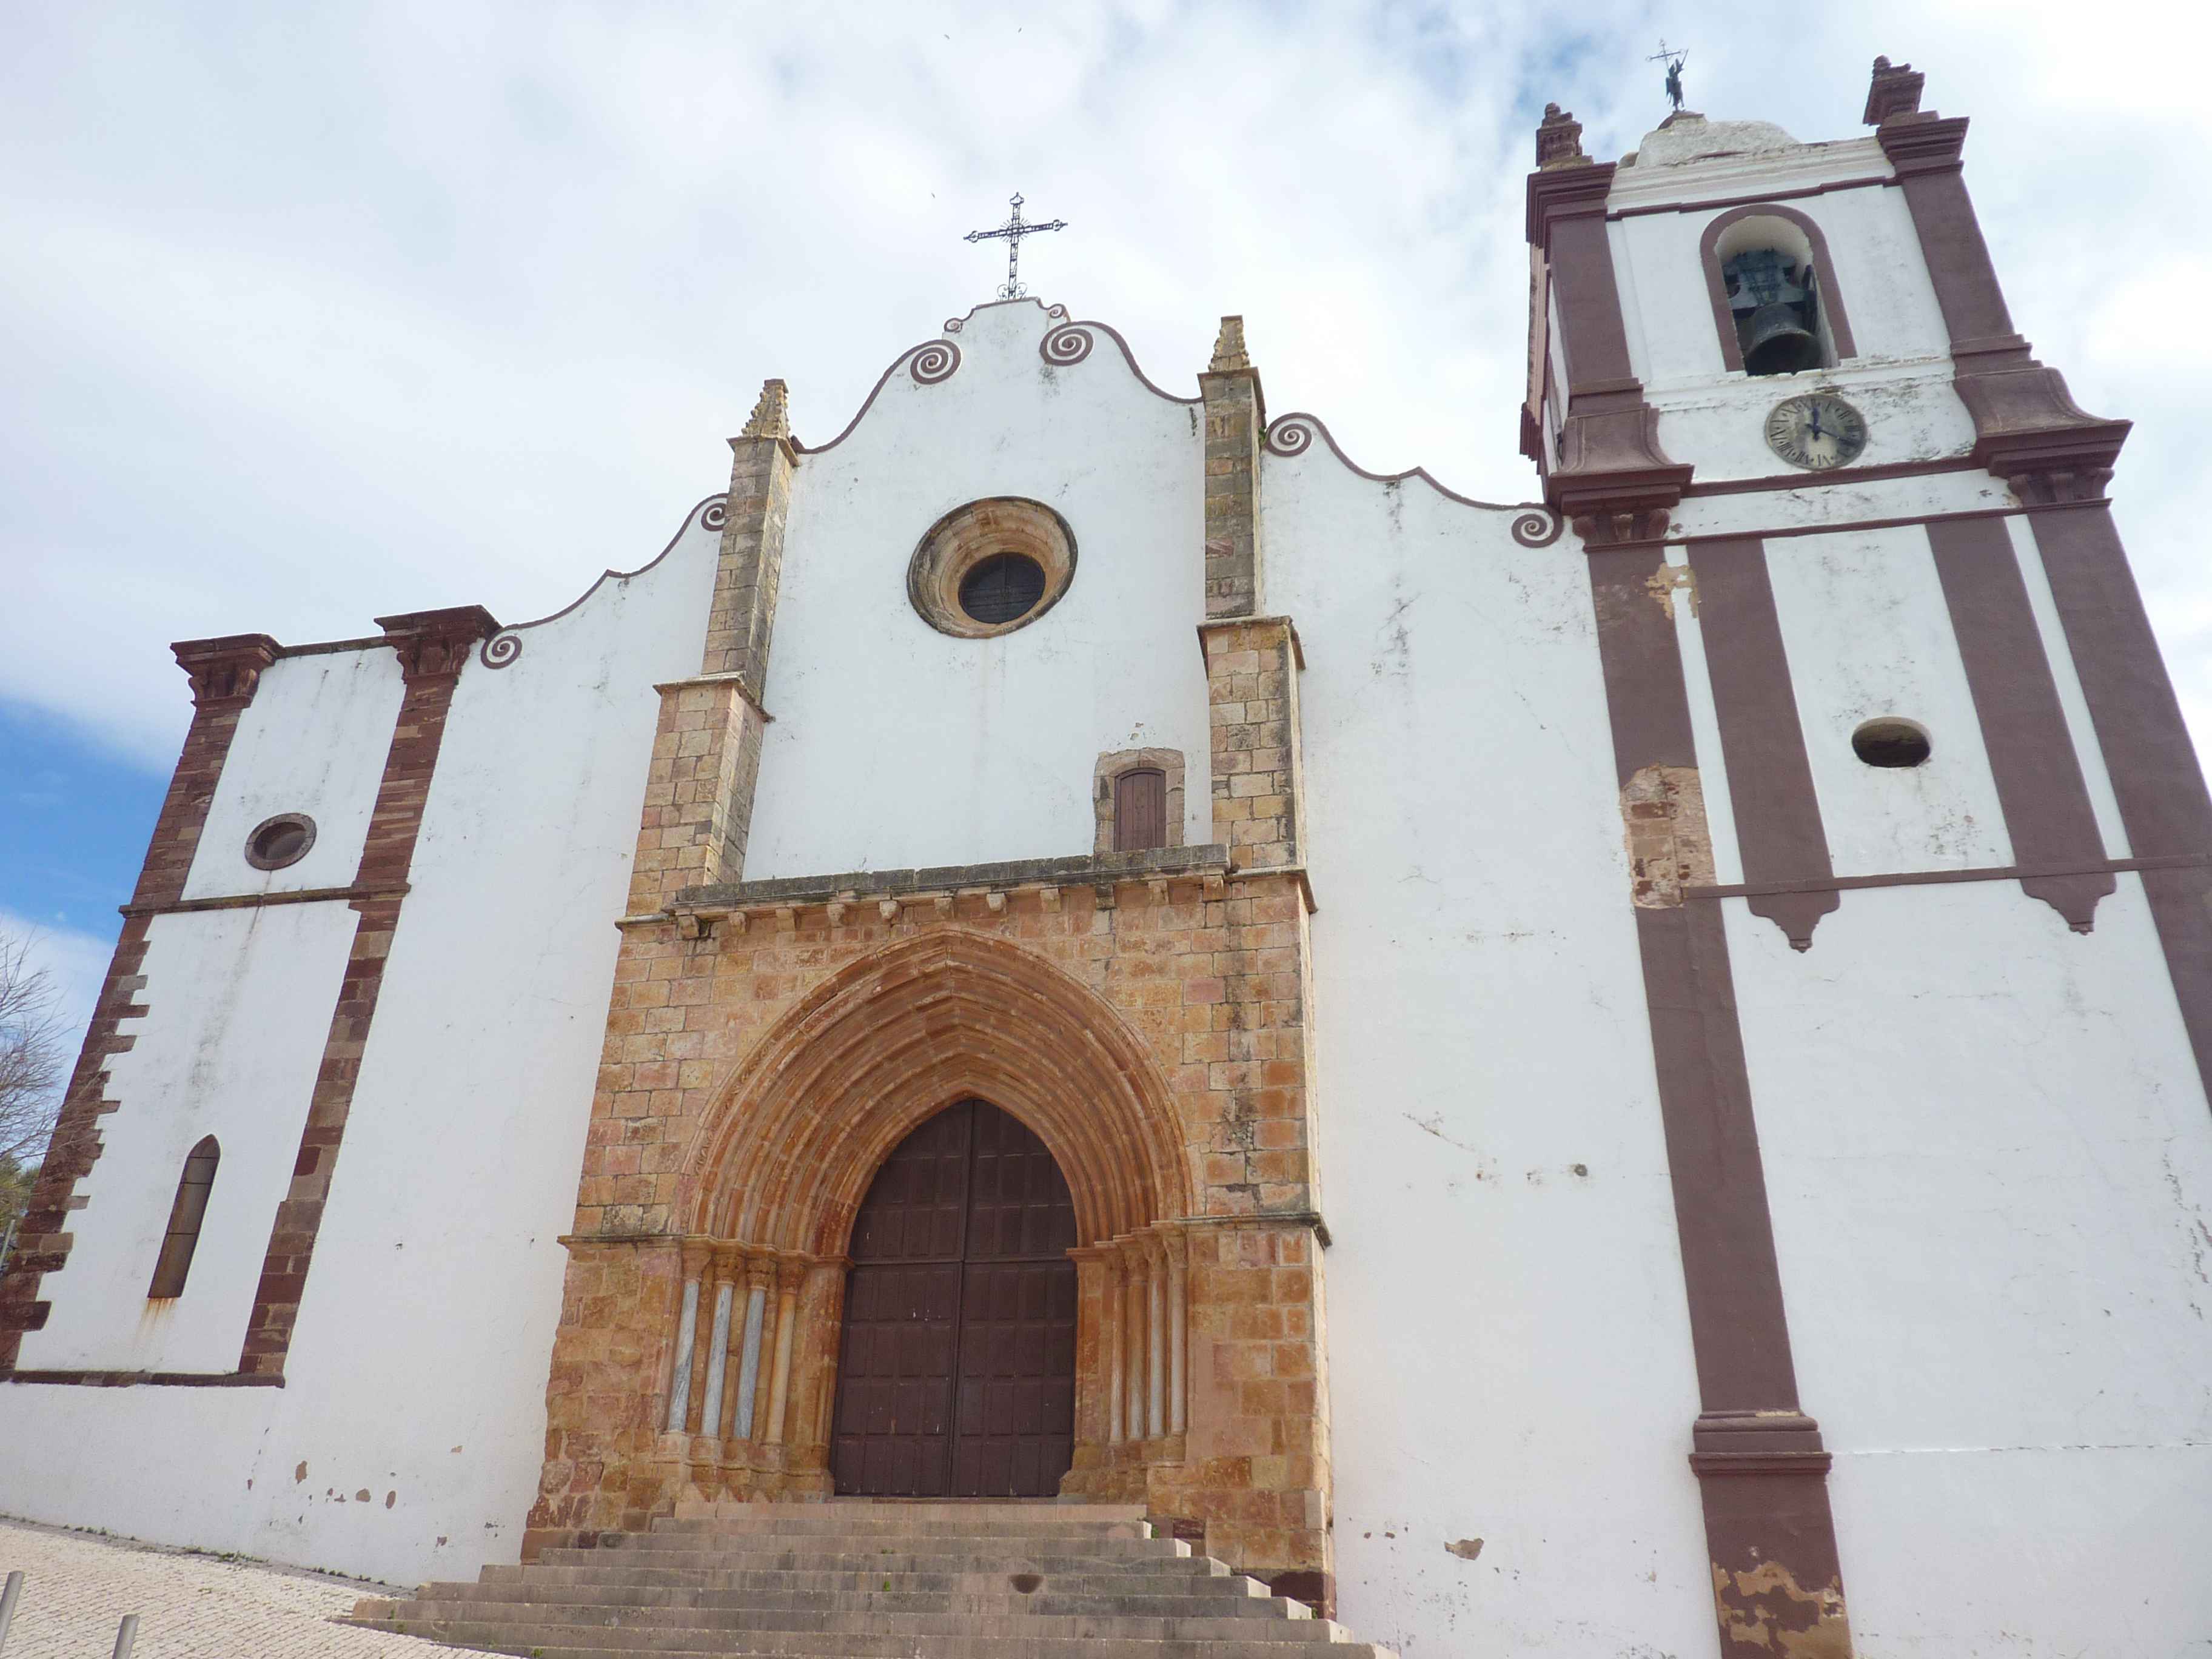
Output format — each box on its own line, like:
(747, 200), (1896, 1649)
(1765, 392), (1868, 471)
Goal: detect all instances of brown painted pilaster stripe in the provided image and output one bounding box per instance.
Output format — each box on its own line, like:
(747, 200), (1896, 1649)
(0, 635), (278, 1369)
(1925, 516), (2113, 931)
(1526, 150), (1692, 537)
(1878, 115), (2127, 489)
(1689, 538), (1838, 949)
(1586, 548), (1852, 1658)
(2028, 503), (2212, 1106)
(236, 606), (495, 1377)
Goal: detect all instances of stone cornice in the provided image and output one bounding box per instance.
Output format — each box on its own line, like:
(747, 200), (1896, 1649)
(643, 845), (1248, 931)
(170, 633), (281, 708)
(375, 605), (501, 683)
(1524, 159), (1615, 249)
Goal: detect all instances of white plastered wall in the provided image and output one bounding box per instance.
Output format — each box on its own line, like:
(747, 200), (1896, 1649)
(742, 300), (1210, 879)
(15, 904), (359, 1373)
(1262, 445), (1714, 1658)
(1762, 525), (2013, 876)
(182, 649), (406, 899)
(1728, 879), (2212, 1655)
(0, 503), (721, 1586)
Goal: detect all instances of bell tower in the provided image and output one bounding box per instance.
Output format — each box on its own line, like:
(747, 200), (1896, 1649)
(1525, 57), (2129, 514)
(1524, 53), (2212, 1659)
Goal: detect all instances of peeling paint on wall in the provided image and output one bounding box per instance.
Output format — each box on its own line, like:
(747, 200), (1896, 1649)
(1712, 1560), (1850, 1659)
(1621, 765), (1716, 908)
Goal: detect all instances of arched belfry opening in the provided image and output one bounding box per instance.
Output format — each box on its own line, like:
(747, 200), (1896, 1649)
(831, 1099), (1078, 1498)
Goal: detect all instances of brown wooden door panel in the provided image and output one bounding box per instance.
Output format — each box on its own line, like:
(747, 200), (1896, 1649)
(830, 1100), (1078, 1499)
(953, 1256), (1077, 1497)
(1113, 768), (1167, 852)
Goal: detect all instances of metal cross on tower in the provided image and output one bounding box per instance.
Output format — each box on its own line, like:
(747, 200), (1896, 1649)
(1649, 39), (1689, 111)
(964, 193), (1067, 301)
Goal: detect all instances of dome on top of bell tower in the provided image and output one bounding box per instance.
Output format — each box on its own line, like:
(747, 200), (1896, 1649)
(1626, 110), (1803, 170)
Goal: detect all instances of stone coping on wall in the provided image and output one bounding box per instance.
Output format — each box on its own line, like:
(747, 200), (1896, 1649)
(637, 844), (1260, 929)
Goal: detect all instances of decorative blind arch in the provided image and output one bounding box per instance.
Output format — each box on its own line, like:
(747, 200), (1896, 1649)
(148, 1135), (219, 1299)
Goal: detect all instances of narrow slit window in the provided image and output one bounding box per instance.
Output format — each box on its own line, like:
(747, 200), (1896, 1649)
(148, 1136), (220, 1299)
(1113, 768), (1168, 853)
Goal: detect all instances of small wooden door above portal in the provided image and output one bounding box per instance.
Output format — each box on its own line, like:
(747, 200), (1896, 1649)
(830, 1099), (1079, 1497)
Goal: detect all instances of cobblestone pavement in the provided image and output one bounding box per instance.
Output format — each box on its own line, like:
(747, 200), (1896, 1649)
(0, 1517), (453, 1658)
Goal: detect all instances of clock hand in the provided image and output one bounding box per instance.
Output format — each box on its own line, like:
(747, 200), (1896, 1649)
(1806, 404), (1826, 442)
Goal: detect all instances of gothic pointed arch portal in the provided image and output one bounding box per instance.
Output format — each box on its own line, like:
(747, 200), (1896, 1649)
(830, 1098), (1079, 1498)
(532, 873), (1330, 1601)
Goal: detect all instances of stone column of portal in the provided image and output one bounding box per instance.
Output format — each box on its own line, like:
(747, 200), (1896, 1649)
(1065, 1247), (1110, 1484)
(1103, 1250), (1126, 1447)
(780, 1259), (848, 1496)
(760, 1256), (805, 1472)
(699, 1245), (742, 1486)
(1164, 1227), (1188, 1441)
(1122, 1242), (1147, 1455)
(665, 1238), (713, 1436)
(1145, 1235), (1168, 1440)
(686, 1246), (734, 1498)
(732, 1254), (774, 1463)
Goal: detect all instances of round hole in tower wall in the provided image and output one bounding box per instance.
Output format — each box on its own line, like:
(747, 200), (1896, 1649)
(1852, 719), (1932, 769)
(244, 813), (318, 870)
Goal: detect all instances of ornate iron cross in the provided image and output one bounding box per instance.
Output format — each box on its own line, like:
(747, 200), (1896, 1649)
(1649, 39), (1689, 111)
(964, 193), (1067, 301)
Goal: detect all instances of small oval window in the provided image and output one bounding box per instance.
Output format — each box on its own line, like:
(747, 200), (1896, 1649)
(957, 552), (1049, 626)
(245, 813), (317, 870)
(1852, 720), (1931, 769)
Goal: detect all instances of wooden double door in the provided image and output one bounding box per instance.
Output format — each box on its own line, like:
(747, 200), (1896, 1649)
(829, 1099), (1079, 1496)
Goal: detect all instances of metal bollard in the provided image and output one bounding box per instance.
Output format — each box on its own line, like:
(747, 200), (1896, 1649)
(110, 1613), (138, 1658)
(0, 1570), (22, 1652)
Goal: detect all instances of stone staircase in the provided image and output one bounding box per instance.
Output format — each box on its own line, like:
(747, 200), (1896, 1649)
(341, 1500), (1397, 1658)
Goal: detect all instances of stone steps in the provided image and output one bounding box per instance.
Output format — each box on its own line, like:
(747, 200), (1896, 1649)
(343, 1501), (1394, 1658)
(386, 1585), (1291, 1617)
(476, 1563), (1247, 1594)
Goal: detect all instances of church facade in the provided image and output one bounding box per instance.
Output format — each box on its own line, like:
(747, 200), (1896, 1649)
(6, 59), (2211, 1658)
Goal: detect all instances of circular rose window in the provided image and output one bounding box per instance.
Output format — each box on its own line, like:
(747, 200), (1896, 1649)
(908, 498), (1076, 638)
(244, 813), (317, 871)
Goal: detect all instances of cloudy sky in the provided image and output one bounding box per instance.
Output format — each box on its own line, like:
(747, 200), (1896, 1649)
(3, 0), (2205, 1069)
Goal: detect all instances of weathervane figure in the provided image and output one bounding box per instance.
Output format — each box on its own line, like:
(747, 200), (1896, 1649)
(1649, 39), (1689, 111)
(964, 193), (1067, 301)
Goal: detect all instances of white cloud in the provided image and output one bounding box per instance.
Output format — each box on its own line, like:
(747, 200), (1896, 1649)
(2, 0), (2208, 764)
